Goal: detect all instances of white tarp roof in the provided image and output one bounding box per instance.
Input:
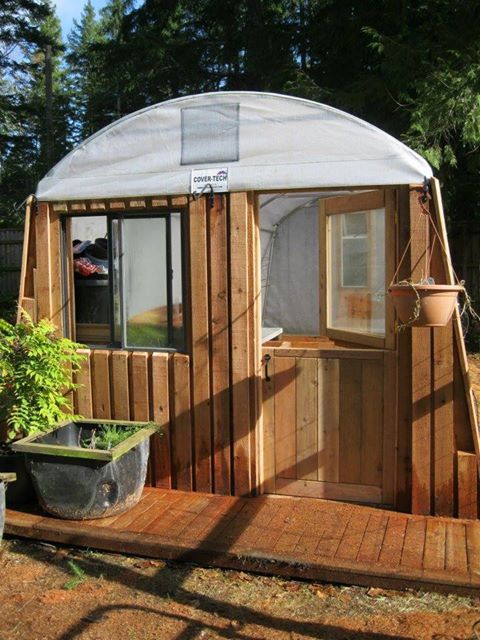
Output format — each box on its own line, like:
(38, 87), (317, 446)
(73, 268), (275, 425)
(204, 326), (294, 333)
(36, 91), (432, 201)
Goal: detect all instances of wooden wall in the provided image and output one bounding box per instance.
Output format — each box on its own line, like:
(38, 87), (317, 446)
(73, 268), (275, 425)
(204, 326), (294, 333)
(399, 183), (479, 518)
(188, 193), (260, 495)
(16, 188), (479, 516)
(18, 194), (261, 497)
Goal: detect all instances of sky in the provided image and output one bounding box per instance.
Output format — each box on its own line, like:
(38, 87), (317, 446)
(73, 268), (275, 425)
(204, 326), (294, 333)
(52, 0), (110, 38)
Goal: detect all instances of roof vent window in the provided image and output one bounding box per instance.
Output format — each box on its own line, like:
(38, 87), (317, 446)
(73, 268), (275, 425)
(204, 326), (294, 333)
(181, 103), (239, 165)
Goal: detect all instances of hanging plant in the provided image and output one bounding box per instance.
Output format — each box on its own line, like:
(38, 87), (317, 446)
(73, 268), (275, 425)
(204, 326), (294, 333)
(388, 186), (477, 330)
(389, 280), (463, 328)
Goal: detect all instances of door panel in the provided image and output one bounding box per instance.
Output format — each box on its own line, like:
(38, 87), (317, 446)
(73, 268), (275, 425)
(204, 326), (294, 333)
(262, 347), (395, 506)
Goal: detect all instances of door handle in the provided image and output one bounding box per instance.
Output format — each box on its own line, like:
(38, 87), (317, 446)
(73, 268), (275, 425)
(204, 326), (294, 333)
(263, 354), (272, 382)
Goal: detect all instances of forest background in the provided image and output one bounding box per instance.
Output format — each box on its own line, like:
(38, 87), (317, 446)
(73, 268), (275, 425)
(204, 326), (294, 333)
(1, 1), (480, 330)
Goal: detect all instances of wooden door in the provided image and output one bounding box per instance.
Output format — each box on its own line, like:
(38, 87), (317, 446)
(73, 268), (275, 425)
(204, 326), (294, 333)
(262, 347), (396, 506)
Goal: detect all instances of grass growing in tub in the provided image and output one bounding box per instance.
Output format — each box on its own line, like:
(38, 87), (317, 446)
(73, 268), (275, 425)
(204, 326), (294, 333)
(78, 423), (143, 451)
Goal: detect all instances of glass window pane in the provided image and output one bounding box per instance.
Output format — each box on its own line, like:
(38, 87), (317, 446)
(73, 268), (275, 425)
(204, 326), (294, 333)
(342, 237), (368, 286)
(329, 209), (385, 336)
(170, 212), (184, 349)
(71, 216), (110, 345)
(111, 219), (122, 344)
(342, 212), (367, 236)
(123, 217), (170, 349)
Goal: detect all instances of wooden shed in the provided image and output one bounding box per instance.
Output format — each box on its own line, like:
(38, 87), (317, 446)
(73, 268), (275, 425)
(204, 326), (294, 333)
(17, 91), (480, 521)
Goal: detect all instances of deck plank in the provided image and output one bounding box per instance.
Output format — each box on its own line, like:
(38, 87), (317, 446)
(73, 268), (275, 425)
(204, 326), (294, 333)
(356, 512), (388, 564)
(423, 519), (446, 571)
(401, 517), (427, 569)
(445, 521), (468, 574)
(378, 514), (408, 566)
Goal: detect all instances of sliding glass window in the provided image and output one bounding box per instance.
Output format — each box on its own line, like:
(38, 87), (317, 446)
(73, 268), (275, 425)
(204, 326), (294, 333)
(64, 212), (185, 351)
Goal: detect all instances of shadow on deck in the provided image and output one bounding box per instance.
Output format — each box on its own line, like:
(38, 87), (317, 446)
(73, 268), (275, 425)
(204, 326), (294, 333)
(5, 487), (480, 596)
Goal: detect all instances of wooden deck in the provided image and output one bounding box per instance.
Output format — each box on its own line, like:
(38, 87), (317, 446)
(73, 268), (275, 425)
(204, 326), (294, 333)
(6, 488), (480, 595)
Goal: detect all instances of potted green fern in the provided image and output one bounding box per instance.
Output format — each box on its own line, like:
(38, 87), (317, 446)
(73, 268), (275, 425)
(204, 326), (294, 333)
(0, 314), (85, 505)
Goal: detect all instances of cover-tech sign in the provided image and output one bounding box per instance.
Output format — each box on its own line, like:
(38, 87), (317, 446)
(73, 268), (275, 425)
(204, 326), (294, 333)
(190, 168), (229, 194)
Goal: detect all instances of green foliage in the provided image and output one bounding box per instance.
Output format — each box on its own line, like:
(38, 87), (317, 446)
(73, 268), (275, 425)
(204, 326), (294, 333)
(63, 560), (86, 590)
(81, 423), (143, 450)
(0, 0), (70, 226)
(0, 313), (85, 442)
(3, 0), (480, 246)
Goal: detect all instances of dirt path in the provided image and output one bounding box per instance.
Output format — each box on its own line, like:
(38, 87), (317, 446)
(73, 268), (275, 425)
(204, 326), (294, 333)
(1, 537), (480, 640)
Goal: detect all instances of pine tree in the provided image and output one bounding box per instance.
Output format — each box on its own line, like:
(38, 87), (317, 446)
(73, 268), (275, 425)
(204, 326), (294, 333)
(66, 1), (104, 141)
(0, 0), (68, 224)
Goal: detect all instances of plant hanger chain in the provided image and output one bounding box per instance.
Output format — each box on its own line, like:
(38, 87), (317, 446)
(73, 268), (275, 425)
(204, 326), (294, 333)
(390, 189), (464, 288)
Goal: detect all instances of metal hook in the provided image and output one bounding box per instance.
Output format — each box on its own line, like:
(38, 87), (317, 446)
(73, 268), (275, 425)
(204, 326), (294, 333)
(192, 183), (215, 209)
(421, 176), (430, 203)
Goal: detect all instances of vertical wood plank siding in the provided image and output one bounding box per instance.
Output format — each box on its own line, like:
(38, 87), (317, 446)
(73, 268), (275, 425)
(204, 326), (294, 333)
(189, 197), (212, 492)
(409, 189), (432, 515)
(402, 187), (476, 518)
(70, 194), (259, 495)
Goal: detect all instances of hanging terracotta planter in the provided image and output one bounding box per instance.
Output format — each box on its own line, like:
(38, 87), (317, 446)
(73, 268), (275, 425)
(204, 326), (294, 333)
(389, 283), (463, 327)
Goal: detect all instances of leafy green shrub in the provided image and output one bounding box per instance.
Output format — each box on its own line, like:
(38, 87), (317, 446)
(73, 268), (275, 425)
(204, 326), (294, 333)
(0, 313), (85, 442)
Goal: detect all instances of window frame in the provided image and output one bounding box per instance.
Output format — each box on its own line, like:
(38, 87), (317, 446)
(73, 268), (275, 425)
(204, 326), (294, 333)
(62, 209), (187, 353)
(319, 190), (396, 350)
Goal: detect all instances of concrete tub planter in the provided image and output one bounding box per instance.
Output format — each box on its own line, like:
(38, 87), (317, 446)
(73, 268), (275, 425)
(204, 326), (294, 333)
(0, 473), (16, 543)
(12, 420), (159, 520)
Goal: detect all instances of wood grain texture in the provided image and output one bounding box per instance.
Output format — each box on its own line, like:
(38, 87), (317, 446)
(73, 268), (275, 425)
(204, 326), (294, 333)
(247, 192), (259, 494)
(130, 352), (150, 422)
(91, 350), (111, 419)
(339, 359), (362, 484)
(35, 202), (52, 320)
(252, 193), (263, 495)
(189, 196), (212, 493)
(296, 357), (318, 480)
(274, 356), (296, 479)
(431, 177), (479, 467)
(457, 451), (478, 519)
(429, 191), (455, 517)
(74, 349), (93, 418)
(209, 195), (231, 494)
(382, 351), (397, 505)
(395, 187), (413, 512)
(172, 353), (192, 491)
(432, 325), (454, 516)
(317, 358), (340, 483)
(48, 209), (63, 332)
(410, 189), (432, 515)
(229, 192), (252, 496)
(7, 488), (480, 594)
(275, 477), (382, 503)
(361, 360), (383, 487)
(110, 351), (130, 420)
(324, 190), (385, 215)
(17, 196), (34, 322)
(151, 352), (171, 489)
